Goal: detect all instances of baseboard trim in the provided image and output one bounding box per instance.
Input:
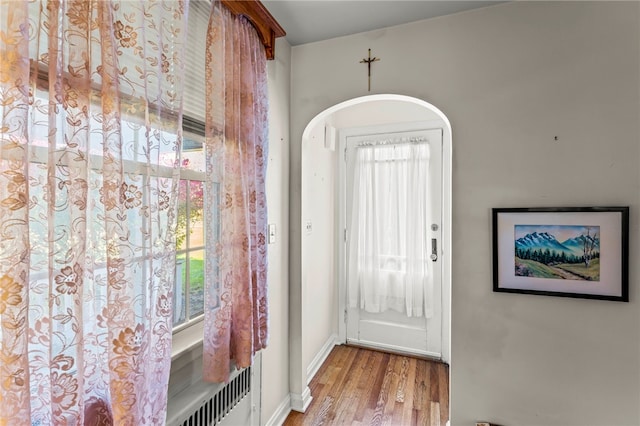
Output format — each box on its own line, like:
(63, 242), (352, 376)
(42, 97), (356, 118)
(264, 394), (291, 426)
(289, 386), (312, 413)
(306, 333), (339, 385)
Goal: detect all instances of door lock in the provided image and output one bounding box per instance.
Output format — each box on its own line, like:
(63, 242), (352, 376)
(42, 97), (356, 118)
(431, 238), (438, 262)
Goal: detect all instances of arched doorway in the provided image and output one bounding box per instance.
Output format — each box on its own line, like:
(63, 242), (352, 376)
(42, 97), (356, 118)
(291, 94), (452, 414)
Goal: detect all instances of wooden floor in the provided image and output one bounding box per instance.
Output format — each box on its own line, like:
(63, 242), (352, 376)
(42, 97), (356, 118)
(283, 345), (449, 426)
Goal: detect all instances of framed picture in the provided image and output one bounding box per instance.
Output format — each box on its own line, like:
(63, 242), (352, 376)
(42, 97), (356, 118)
(492, 207), (629, 302)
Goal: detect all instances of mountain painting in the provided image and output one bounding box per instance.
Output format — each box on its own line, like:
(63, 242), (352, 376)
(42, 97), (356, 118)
(514, 225), (600, 281)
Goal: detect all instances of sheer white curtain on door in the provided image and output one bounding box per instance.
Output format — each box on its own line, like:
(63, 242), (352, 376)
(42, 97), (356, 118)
(347, 140), (433, 318)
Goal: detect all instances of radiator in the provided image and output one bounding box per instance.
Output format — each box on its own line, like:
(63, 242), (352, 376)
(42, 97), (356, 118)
(168, 366), (254, 426)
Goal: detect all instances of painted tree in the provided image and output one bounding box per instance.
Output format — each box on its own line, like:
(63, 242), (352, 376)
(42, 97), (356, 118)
(583, 227), (599, 268)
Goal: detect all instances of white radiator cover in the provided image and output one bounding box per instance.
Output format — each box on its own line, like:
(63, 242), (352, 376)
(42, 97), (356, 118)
(167, 353), (262, 426)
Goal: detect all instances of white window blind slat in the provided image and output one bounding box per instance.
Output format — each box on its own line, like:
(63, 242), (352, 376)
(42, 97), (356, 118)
(183, 0), (210, 125)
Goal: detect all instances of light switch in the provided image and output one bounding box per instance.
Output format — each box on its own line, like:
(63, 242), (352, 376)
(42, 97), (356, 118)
(268, 223), (276, 244)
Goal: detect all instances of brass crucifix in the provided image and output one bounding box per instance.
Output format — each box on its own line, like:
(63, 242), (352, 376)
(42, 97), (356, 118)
(360, 48), (380, 92)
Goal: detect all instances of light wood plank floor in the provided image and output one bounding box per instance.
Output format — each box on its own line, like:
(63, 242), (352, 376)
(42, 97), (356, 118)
(283, 345), (449, 426)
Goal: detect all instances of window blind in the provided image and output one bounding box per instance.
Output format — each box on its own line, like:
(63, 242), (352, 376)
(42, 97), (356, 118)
(183, 0), (210, 128)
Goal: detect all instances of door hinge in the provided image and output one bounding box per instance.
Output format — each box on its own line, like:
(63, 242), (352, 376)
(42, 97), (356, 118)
(344, 308), (348, 323)
(344, 228), (347, 242)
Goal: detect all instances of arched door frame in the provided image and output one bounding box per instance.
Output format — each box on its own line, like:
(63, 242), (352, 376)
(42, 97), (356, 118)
(292, 94), (452, 413)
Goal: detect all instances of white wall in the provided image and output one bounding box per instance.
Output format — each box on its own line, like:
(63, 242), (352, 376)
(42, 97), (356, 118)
(290, 2), (640, 425)
(261, 37), (292, 425)
(301, 121), (337, 376)
(330, 100), (441, 128)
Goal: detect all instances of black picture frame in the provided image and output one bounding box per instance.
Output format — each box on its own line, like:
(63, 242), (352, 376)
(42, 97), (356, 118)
(492, 207), (629, 302)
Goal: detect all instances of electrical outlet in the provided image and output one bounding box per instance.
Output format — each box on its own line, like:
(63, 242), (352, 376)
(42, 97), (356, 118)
(305, 221), (313, 234)
(476, 422), (491, 426)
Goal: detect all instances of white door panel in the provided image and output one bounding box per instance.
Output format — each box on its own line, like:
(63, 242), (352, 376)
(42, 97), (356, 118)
(342, 127), (443, 358)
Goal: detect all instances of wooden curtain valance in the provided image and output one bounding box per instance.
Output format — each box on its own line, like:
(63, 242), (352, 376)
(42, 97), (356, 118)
(221, 0), (286, 60)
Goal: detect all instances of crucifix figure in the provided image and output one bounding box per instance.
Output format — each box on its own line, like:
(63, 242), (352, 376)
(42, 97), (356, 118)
(360, 48), (380, 92)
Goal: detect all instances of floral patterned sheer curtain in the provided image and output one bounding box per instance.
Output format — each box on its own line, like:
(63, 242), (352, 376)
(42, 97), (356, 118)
(0, 0), (187, 424)
(203, 0), (269, 383)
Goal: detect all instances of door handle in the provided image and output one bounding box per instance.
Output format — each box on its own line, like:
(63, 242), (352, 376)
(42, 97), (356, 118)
(430, 238), (438, 262)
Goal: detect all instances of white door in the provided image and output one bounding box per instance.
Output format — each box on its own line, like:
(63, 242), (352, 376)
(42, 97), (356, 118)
(341, 126), (443, 358)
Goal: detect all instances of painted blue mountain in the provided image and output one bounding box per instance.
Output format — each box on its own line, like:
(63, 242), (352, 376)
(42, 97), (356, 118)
(561, 235), (600, 256)
(515, 231), (599, 257)
(515, 232), (571, 253)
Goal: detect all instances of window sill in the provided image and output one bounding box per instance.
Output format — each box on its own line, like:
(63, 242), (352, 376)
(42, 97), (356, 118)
(172, 320), (204, 360)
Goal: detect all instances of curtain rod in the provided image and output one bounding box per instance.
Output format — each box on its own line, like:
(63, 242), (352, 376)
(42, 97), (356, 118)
(356, 136), (429, 148)
(221, 0), (286, 60)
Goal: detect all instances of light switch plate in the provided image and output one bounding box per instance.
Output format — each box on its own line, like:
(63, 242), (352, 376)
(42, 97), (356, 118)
(268, 223), (276, 244)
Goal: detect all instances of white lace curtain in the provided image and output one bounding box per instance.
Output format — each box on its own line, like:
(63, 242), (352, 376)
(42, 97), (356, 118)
(203, 0), (269, 383)
(347, 140), (434, 318)
(0, 0), (188, 424)
(0, 0), (272, 423)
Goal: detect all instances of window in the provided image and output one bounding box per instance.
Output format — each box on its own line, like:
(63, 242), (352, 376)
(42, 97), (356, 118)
(172, 123), (219, 329)
(172, 1), (212, 330)
(1, 6), (282, 413)
(21, 0), (214, 336)
(1, 3), (191, 421)
(173, 139), (205, 327)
